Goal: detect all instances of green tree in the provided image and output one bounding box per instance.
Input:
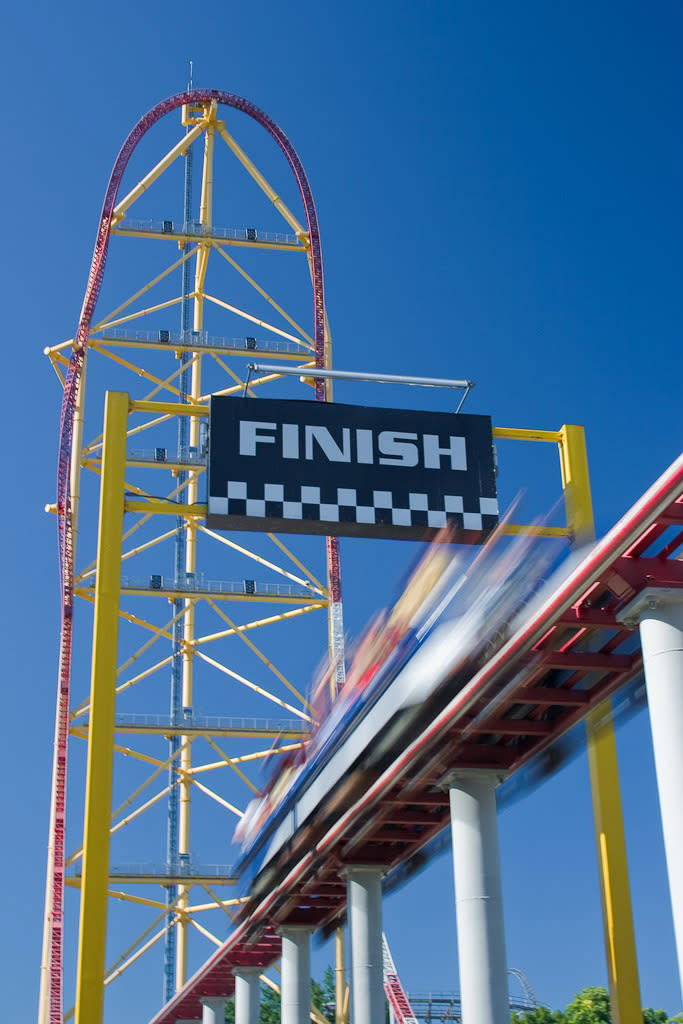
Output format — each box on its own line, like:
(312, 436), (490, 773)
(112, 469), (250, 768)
(226, 975), (680, 1024)
(511, 1009), (563, 1023)
(512, 989), (679, 1024)
(222, 984), (280, 1023)
(312, 976), (333, 1023)
(260, 984), (281, 1024)
(564, 988), (612, 1024)
(224, 969), (338, 1023)
(316, 965), (336, 1023)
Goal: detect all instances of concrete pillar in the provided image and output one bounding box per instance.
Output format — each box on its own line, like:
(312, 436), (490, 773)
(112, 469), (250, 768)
(448, 771), (509, 1024)
(345, 866), (384, 1024)
(200, 995), (225, 1024)
(233, 966), (261, 1024)
(280, 926), (312, 1024)
(622, 589), (683, 996)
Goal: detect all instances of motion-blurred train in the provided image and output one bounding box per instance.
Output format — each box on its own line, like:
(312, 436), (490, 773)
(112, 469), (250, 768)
(233, 514), (571, 902)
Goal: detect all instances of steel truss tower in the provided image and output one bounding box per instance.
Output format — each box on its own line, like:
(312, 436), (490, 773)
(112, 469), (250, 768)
(39, 90), (344, 1024)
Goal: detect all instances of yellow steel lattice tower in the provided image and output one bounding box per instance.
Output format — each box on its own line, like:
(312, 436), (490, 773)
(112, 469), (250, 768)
(41, 91), (341, 1024)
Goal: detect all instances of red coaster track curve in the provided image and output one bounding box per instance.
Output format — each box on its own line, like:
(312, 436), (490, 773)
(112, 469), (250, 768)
(49, 89), (339, 1023)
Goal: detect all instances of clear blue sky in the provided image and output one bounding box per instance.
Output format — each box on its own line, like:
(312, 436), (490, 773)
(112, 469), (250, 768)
(4, 0), (682, 1020)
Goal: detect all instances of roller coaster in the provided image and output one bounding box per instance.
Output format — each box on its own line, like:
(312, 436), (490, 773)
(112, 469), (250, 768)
(40, 87), (683, 1024)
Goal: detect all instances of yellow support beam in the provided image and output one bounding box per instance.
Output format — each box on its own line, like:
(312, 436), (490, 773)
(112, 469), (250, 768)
(214, 244), (314, 348)
(93, 295), (184, 332)
(335, 926), (348, 1024)
(112, 120), (206, 223)
(91, 246), (198, 330)
(110, 224), (305, 251)
(501, 524), (571, 538)
(175, 104), (217, 992)
(124, 500), (205, 517)
(129, 399), (208, 417)
(215, 122), (307, 238)
(586, 710), (643, 1023)
(74, 392), (128, 1024)
(492, 426), (562, 443)
(203, 291), (306, 345)
(559, 424), (642, 1024)
(558, 424), (595, 539)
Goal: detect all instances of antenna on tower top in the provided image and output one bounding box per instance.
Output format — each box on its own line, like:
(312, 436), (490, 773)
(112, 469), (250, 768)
(188, 59), (194, 92)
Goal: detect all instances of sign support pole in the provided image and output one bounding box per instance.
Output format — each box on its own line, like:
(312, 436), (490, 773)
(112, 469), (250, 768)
(560, 425), (642, 1024)
(74, 391), (128, 1024)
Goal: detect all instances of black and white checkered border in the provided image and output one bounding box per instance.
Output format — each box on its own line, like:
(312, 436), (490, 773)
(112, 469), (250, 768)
(208, 482), (499, 532)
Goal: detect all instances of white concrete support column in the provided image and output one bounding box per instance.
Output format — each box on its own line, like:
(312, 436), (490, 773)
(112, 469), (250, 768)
(233, 966), (262, 1024)
(448, 771), (509, 1024)
(200, 995), (226, 1024)
(345, 866), (385, 1024)
(622, 589), (683, 996)
(280, 926), (312, 1024)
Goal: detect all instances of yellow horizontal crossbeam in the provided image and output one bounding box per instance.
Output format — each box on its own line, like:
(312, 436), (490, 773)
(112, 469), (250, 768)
(111, 724), (307, 739)
(129, 399), (208, 417)
(89, 336), (307, 360)
(98, 582), (321, 606)
(124, 501), (205, 517)
(501, 524), (571, 538)
(111, 226), (305, 252)
(66, 872), (236, 888)
(492, 426), (562, 443)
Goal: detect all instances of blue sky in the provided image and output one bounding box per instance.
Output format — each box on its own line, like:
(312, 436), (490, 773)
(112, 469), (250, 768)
(4, 0), (682, 1019)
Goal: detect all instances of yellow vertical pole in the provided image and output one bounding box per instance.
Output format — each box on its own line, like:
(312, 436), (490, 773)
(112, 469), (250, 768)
(74, 391), (128, 1024)
(176, 103), (215, 990)
(335, 925), (347, 1024)
(559, 425), (641, 1024)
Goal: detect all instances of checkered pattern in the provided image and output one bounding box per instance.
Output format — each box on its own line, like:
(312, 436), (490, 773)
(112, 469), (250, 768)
(208, 482), (499, 532)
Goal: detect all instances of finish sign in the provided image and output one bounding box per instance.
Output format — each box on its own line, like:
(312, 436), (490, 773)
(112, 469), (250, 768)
(207, 396), (498, 542)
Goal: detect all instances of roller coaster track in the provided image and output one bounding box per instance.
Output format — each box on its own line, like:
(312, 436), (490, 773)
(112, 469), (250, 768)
(383, 933), (419, 1024)
(45, 89), (340, 1024)
(149, 452), (682, 1024)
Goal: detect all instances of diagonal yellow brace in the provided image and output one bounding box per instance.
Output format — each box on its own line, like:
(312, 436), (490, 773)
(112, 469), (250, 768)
(215, 122), (306, 238)
(74, 392), (128, 1024)
(92, 245), (198, 330)
(214, 243), (314, 347)
(112, 119), (206, 222)
(560, 424), (642, 1024)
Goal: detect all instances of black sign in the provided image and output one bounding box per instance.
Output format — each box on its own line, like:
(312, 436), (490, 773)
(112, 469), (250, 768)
(207, 397), (498, 542)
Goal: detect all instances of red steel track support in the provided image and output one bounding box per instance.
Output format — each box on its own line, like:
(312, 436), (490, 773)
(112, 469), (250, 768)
(46, 89), (339, 1023)
(383, 934), (419, 1024)
(148, 454), (682, 1024)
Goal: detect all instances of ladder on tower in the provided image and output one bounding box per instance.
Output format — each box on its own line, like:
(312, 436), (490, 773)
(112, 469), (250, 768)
(382, 933), (419, 1024)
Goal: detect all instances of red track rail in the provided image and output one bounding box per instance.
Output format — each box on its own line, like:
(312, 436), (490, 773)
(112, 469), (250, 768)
(47, 89), (339, 1023)
(149, 453), (682, 1024)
